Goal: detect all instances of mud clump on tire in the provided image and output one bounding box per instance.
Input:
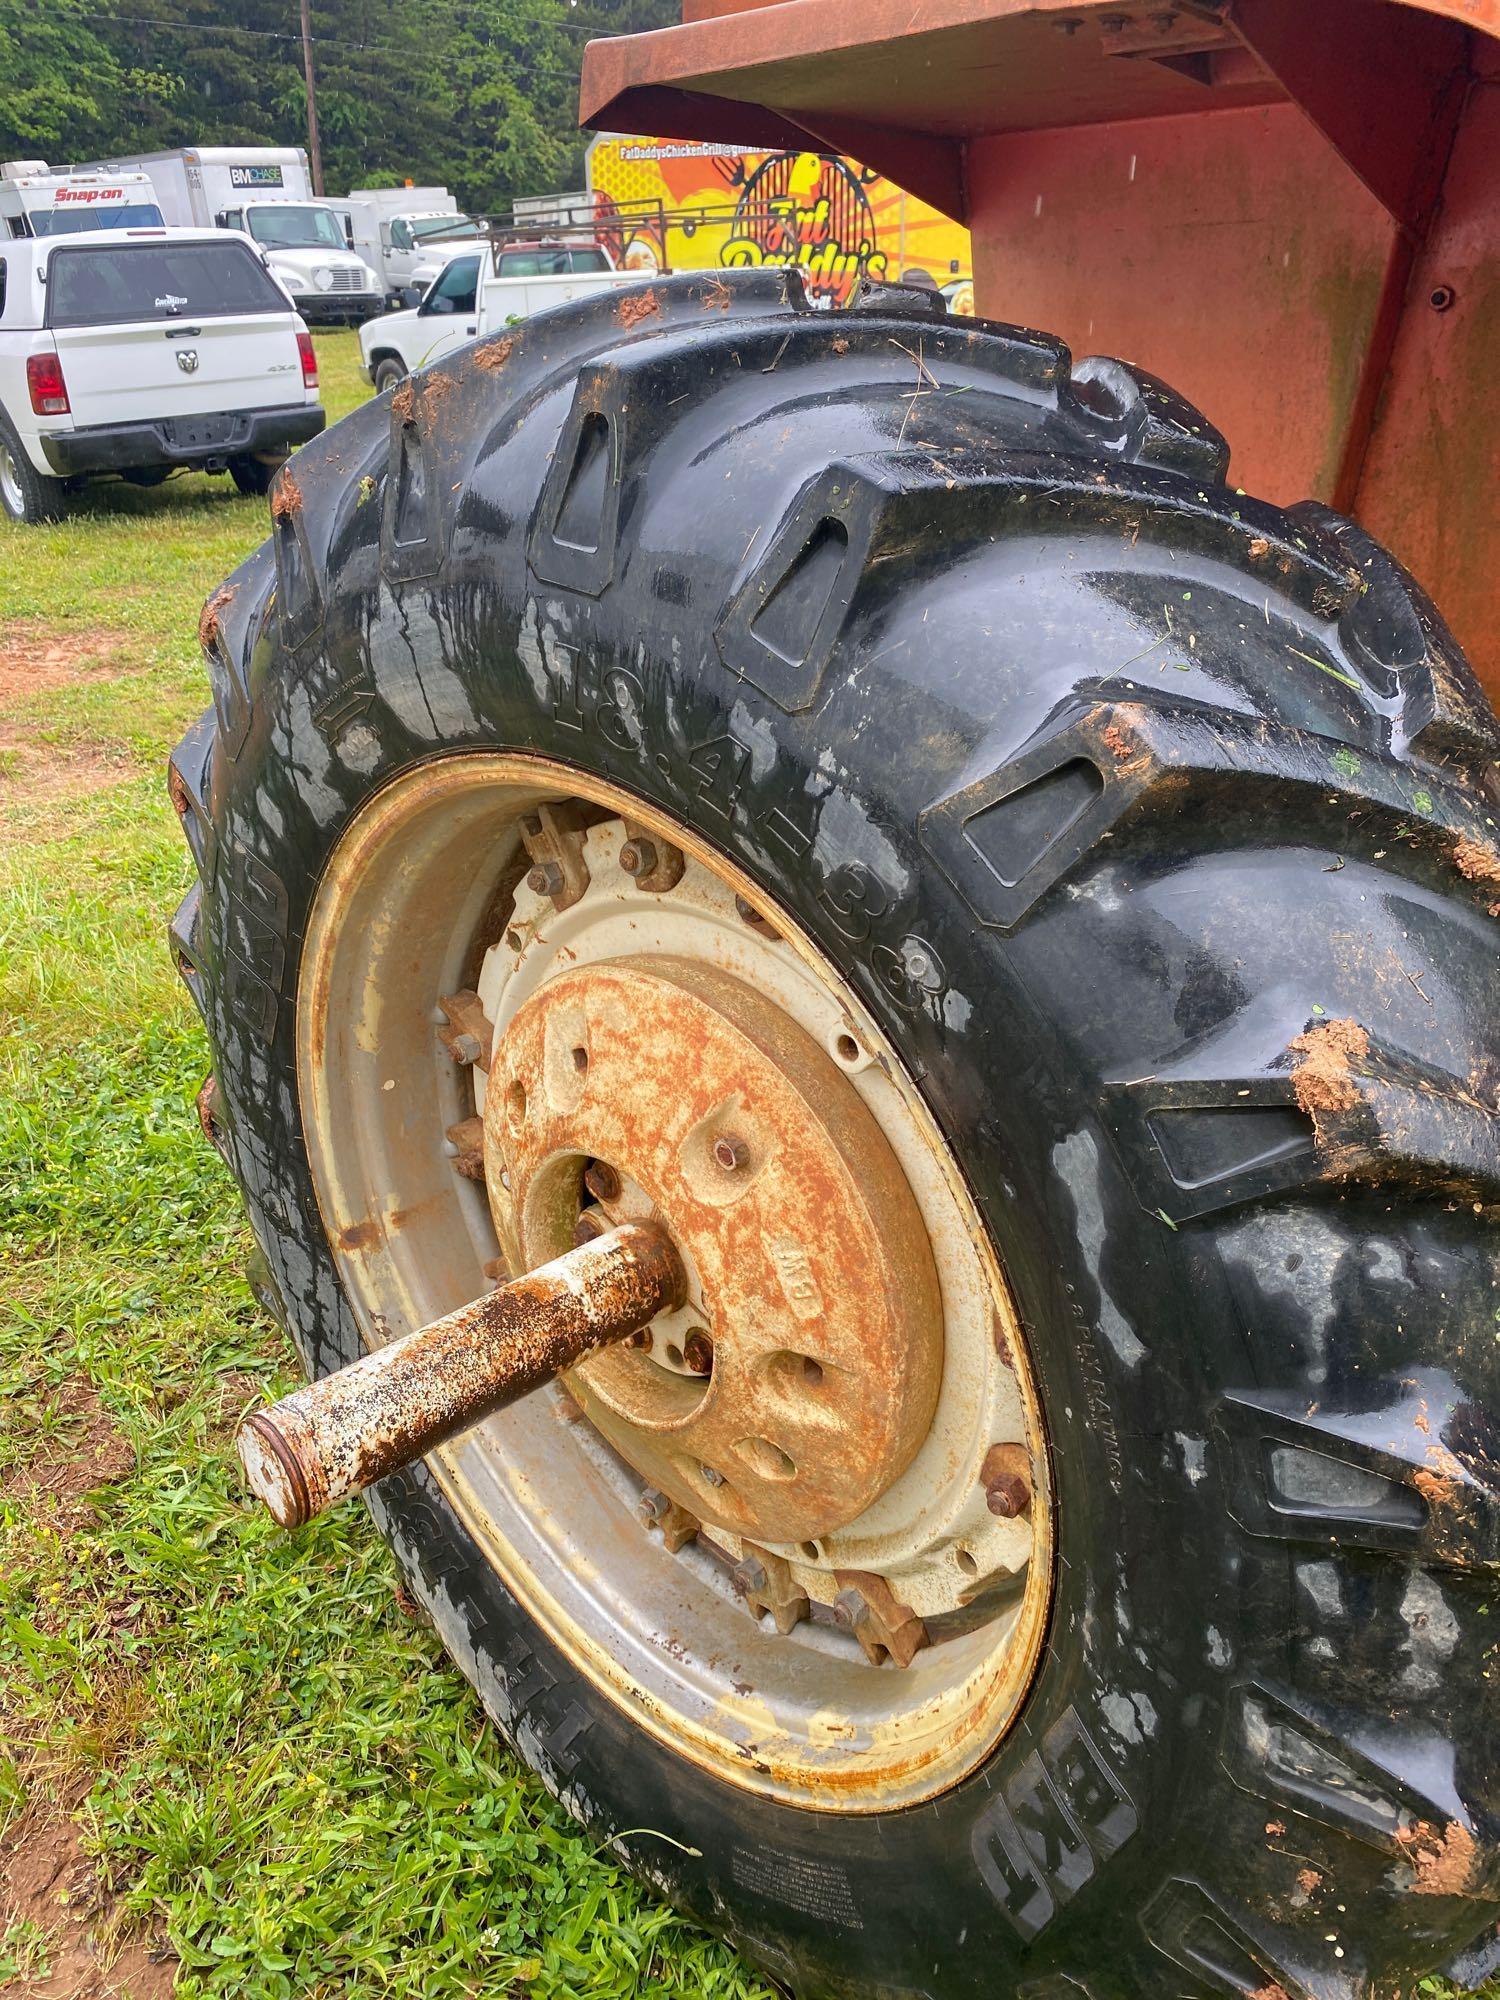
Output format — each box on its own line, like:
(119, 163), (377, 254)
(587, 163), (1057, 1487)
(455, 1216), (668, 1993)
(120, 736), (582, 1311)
(1289, 1017), (1371, 1115)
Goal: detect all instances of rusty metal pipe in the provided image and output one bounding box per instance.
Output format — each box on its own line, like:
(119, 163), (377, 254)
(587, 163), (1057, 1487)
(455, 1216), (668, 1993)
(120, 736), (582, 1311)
(237, 1222), (685, 1528)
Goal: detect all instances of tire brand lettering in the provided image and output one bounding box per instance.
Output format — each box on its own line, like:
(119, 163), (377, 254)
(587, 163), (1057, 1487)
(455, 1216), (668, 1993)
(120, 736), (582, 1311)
(686, 734), (750, 820)
(972, 1707), (1139, 1938)
(1068, 1305), (1124, 1496)
(497, 1633), (593, 1777)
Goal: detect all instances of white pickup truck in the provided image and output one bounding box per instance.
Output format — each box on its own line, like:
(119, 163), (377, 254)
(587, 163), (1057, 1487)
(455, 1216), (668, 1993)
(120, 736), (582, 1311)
(0, 226), (324, 523)
(359, 239), (638, 392)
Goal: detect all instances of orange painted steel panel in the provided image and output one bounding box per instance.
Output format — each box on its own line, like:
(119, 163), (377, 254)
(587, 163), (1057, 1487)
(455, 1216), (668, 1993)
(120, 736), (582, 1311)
(1356, 72), (1500, 696)
(968, 105), (1398, 506)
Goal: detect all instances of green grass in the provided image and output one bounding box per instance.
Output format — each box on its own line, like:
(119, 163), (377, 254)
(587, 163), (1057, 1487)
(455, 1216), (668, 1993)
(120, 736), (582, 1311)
(0, 332), (774, 1999)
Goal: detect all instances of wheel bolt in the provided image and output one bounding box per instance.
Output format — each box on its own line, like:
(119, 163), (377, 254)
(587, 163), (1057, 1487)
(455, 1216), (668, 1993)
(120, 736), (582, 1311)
(832, 1589), (870, 1632)
(985, 1474), (1030, 1518)
(638, 1488), (671, 1524)
(700, 1463), (725, 1488)
(620, 838), (657, 878)
(732, 1557), (768, 1597)
(448, 1031), (483, 1066)
(573, 1210), (606, 1247)
(712, 1134), (748, 1173)
(683, 1331), (714, 1376)
(584, 1160), (622, 1203)
(528, 861), (565, 899)
(734, 895), (776, 936)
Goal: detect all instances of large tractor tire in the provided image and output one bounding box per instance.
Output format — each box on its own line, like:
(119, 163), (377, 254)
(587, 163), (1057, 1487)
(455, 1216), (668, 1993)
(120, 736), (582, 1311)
(170, 272), (1500, 1998)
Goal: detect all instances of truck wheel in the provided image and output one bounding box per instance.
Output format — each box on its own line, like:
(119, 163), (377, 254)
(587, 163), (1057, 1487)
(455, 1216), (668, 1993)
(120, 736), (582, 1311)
(229, 453), (283, 499)
(371, 354), (406, 396)
(0, 409), (67, 524)
(171, 273), (1500, 1999)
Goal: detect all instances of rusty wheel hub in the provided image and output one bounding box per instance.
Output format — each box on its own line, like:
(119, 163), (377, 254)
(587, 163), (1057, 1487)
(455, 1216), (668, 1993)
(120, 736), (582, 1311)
(298, 757), (1054, 1810)
(490, 955), (943, 1548)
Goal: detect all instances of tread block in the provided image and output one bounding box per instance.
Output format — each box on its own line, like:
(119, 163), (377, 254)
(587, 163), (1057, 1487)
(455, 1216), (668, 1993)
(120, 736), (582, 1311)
(527, 372), (625, 596)
(1295, 504), (1500, 773)
(715, 467), (884, 712)
(200, 543), (273, 764)
(1222, 1680), (1500, 1897)
(167, 707), (218, 890)
(381, 388), (444, 585)
(1107, 1026), (1500, 1221)
(169, 883), (206, 1021)
(922, 699), (1500, 933)
(269, 465), (323, 650)
(1214, 1368), (1500, 1573)
(1142, 1878), (1314, 1999)
(1070, 355), (1230, 482)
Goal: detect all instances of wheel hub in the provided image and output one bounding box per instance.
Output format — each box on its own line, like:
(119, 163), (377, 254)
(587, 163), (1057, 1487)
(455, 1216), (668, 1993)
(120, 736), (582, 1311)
(488, 954), (943, 1547)
(298, 756), (1054, 1809)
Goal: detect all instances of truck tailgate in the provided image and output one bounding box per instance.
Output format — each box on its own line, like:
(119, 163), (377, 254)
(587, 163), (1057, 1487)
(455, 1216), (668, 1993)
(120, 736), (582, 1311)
(49, 313), (305, 427)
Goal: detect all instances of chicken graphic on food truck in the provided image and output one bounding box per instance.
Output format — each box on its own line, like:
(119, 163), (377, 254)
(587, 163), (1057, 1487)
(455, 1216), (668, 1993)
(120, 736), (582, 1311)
(585, 136), (974, 313)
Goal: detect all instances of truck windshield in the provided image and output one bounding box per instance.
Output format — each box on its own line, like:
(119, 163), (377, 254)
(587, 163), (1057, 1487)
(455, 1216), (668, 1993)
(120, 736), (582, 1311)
(31, 203), (164, 236)
(47, 240), (290, 326)
(247, 205), (346, 251)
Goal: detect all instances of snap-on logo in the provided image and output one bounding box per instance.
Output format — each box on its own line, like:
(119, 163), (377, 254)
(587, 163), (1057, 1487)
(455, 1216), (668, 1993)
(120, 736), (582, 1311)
(972, 1707), (1140, 1938)
(55, 186), (125, 203)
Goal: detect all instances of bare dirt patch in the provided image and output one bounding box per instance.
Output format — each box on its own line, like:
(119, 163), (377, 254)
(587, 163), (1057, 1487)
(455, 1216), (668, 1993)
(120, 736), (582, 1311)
(1, 1786), (174, 1999)
(0, 625), (136, 706)
(0, 1378), (135, 1533)
(0, 730), (133, 823)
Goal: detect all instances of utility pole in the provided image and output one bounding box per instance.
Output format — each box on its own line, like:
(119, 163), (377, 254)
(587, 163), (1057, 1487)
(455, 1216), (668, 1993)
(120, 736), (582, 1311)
(299, 0), (325, 196)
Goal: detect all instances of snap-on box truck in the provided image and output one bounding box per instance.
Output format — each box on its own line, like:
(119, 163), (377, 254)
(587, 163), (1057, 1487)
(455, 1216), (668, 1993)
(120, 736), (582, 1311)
(1, 160), (163, 238)
(89, 146), (381, 323)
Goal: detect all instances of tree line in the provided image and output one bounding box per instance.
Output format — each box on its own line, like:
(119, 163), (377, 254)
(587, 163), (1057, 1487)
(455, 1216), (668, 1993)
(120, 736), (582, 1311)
(0, 0), (678, 211)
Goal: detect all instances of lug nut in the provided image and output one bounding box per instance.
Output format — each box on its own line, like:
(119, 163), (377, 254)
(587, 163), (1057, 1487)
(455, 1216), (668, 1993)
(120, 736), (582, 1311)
(528, 861), (565, 899)
(712, 1133), (749, 1173)
(980, 1443), (1034, 1519)
(732, 1557), (768, 1597)
(584, 1160), (622, 1203)
(620, 838), (658, 877)
(700, 1463), (725, 1488)
(832, 1589), (870, 1632)
(573, 1210), (606, 1247)
(683, 1330), (714, 1376)
(638, 1488), (671, 1525)
(734, 894), (776, 936)
(448, 1031), (483, 1066)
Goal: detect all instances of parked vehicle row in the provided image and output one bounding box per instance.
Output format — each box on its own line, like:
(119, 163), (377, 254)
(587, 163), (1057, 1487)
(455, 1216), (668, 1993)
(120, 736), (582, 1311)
(0, 151), (661, 526)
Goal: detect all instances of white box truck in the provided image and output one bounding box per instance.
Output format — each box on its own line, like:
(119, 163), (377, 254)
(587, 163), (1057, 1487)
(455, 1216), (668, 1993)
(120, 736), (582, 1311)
(83, 147), (382, 323)
(2, 160), (164, 238)
(337, 187), (486, 304)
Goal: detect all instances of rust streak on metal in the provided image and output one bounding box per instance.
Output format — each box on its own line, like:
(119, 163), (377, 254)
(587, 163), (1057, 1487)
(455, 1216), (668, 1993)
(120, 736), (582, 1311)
(237, 1224), (686, 1527)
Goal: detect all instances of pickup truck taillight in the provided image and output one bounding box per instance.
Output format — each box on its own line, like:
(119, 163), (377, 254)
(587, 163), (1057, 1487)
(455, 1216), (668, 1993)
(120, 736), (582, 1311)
(297, 332), (318, 390)
(26, 352), (70, 416)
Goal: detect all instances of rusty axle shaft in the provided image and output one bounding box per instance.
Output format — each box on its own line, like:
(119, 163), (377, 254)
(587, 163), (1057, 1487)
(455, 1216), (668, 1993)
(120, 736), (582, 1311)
(237, 1222), (686, 1527)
